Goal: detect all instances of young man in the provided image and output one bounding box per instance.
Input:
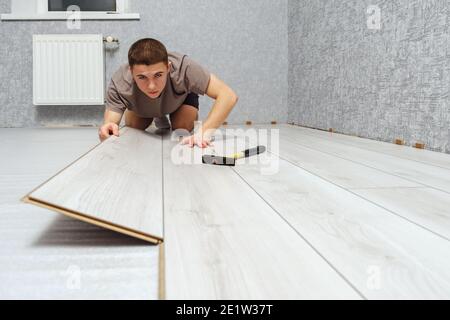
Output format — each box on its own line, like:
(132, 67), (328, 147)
(98, 38), (238, 148)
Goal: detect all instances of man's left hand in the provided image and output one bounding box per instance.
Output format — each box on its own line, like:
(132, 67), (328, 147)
(180, 133), (212, 148)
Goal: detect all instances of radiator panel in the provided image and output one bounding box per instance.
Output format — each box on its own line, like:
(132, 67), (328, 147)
(33, 34), (104, 105)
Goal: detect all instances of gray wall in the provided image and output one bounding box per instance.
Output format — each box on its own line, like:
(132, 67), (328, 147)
(0, 0), (288, 127)
(288, 0), (450, 154)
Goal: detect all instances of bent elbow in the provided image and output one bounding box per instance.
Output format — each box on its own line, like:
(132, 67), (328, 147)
(231, 92), (239, 105)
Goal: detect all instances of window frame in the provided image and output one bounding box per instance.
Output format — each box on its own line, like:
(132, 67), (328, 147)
(46, 0), (124, 14)
(1, 0), (139, 20)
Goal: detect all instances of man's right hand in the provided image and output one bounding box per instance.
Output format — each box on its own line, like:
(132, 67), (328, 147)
(98, 123), (119, 142)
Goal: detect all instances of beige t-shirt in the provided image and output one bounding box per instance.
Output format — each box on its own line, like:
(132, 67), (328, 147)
(105, 51), (211, 118)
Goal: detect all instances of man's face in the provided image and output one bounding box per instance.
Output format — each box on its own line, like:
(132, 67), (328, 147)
(131, 61), (171, 99)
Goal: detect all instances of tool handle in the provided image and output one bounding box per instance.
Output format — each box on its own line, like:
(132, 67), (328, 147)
(242, 145), (266, 158)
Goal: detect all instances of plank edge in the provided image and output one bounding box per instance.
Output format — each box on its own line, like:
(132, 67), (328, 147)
(158, 242), (166, 300)
(21, 195), (162, 244)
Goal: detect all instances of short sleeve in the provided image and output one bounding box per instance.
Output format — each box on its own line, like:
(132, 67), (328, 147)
(105, 79), (127, 114)
(184, 56), (211, 95)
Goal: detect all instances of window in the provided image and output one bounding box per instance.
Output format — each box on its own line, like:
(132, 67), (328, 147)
(48, 0), (117, 12)
(1, 0), (139, 20)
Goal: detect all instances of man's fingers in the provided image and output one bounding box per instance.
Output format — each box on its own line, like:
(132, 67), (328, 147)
(180, 138), (191, 146)
(112, 125), (119, 136)
(100, 126), (110, 137)
(99, 123), (120, 142)
(180, 135), (212, 148)
(99, 130), (110, 142)
(200, 140), (210, 148)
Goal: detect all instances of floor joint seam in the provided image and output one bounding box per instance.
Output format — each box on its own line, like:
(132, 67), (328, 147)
(285, 124), (450, 172)
(270, 150), (450, 243)
(349, 186), (428, 190)
(230, 166), (367, 300)
(161, 134), (165, 239)
(278, 133), (450, 196)
(160, 133), (166, 300)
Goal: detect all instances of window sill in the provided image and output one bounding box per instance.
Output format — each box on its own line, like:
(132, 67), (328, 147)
(0, 12), (140, 20)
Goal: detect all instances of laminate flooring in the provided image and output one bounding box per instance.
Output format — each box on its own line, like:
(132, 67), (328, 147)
(1, 124), (449, 299)
(24, 127), (163, 244)
(0, 128), (159, 299)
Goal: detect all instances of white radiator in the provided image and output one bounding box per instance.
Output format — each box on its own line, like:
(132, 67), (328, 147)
(33, 34), (104, 105)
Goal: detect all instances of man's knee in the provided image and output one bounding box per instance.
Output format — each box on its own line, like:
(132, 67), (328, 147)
(170, 105), (198, 132)
(124, 110), (153, 130)
(171, 120), (195, 132)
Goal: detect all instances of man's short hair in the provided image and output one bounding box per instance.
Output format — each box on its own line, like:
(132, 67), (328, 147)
(128, 38), (168, 68)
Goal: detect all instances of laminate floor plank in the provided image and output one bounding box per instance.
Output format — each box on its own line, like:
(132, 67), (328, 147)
(351, 187), (450, 241)
(25, 127), (164, 243)
(235, 125), (450, 242)
(0, 128), (159, 299)
(162, 132), (361, 299)
(223, 125), (420, 189)
(282, 124), (450, 170)
(274, 125), (450, 193)
(240, 125), (450, 240)
(233, 153), (450, 299)
(5, 125), (450, 299)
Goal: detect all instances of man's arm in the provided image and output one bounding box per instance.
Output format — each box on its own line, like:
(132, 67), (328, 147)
(104, 108), (123, 125)
(98, 109), (124, 142)
(201, 73), (239, 135)
(181, 73), (238, 148)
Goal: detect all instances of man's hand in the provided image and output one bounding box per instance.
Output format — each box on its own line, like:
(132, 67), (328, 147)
(98, 122), (119, 142)
(180, 133), (212, 148)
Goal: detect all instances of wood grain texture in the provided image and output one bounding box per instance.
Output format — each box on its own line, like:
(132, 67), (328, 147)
(0, 127), (159, 299)
(234, 156), (450, 299)
(7, 125), (450, 299)
(25, 127), (163, 243)
(224, 125), (420, 189)
(162, 132), (361, 299)
(351, 187), (450, 241)
(252, 124), (450, 193)
(242, 125), (450, 242)
(209, 125), (450, 298)
(299, 125), (450, 170)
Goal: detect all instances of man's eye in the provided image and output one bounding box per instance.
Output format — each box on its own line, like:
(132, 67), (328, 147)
(155, 74), (161, 78)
